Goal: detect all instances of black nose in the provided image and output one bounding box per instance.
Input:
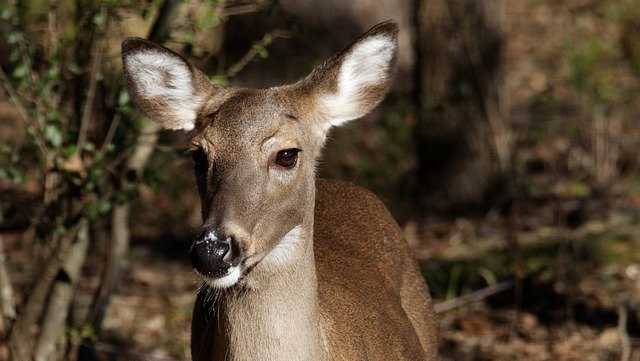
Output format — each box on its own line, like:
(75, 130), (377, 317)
(190, 230), (242, 278)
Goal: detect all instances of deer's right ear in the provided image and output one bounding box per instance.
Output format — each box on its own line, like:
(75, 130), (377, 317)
(122, 38), (219, 131)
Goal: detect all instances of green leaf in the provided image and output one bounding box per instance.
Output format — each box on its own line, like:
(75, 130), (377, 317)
(254, 45), (268, 59)
(118, 90), (130, 107)
(46, 109), (61, 122)
(44, 125), (63, 147)
(12, 63), (28, 79)
(209, 74), (228, 86)
(93, 11), (106, 27)
(9, 50), (20, 63)
(7, 32), (21, 45)
(62, 145), (78, 158)
(1, 8), (12, 20)
(46, 65), (60, 80)
(67, 62), (82, 75)
(83, 142), (96, 153)
(0, 166), (25, 183)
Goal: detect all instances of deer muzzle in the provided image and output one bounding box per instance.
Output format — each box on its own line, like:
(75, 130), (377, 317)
(190, 228), (243, 279)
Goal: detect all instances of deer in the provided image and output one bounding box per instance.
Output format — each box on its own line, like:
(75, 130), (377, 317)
(122, 21), (438, 361)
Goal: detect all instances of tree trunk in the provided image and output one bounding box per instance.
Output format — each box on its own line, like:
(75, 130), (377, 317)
(414, 0), (509, 214)
(8, 219), (83, 361)
(33, 220), (90, 361)
(87, 0), (184, 335)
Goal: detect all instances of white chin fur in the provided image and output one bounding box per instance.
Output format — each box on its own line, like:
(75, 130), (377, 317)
(202, 266), (241, 289)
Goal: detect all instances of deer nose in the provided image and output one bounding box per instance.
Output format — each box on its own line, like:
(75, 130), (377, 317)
(190, 229), (242, 278)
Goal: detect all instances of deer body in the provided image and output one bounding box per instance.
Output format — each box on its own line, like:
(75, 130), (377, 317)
(123, 22), (438, 361)
(192, 180), (437, 361)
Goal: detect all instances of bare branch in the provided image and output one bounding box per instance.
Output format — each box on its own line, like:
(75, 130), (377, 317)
(148, 0), (182, 44)
(220, 3), (262, 17)
(226, 30), (291, 79)
(434, 281), (513, 314)
(98, 112), (121, 156)
(0, 236), (16, 331)
(619, 305), (631, 361)
(77, 9), (107, 153)
(0, 66), (47, 156)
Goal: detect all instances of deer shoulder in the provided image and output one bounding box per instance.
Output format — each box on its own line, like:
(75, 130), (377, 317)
(314, 179), (438, 360)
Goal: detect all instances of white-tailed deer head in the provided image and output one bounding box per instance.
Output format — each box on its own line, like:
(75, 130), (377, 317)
(122, 22), (398, 289)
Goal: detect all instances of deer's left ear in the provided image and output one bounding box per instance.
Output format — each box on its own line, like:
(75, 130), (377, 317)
(297, 21), (398, 133)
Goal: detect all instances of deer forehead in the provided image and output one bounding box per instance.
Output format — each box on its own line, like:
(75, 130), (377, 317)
(195, 89), (308, 150)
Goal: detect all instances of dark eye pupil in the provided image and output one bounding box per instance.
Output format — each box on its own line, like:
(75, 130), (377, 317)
(276, 149), (299, 168)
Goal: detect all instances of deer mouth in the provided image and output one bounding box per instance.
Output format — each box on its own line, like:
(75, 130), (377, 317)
(194, 225), (303, 288)
(199, 266), (243, 289)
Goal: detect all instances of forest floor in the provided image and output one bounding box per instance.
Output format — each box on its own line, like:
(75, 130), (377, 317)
(1, 170), (638, 361)
(67, 187), (638, 361)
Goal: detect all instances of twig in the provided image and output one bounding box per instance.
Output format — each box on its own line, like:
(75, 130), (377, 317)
(0, 236), (16, 331)
(443, 0), (511, 171)
(226, 30), (291, 78)
(220, 3), (262, 17)
(619, 305), (631, 361)
(98, 112), (121, 156)
(434, 280), (513, 314)
(77, 16), (106, 153)
(0, 66), (47, 156)
(147, 0), (182, 44)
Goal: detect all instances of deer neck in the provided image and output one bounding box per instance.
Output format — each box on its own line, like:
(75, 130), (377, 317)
(216, 219), (328, 361)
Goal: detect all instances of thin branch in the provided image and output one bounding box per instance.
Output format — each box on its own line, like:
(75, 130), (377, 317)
(77, 18), (106, 153)
(220, 3), (262, 17)
(98, 112), (121, 156)
(126, 121), (161, 172)
(443, 0), (511, 171)
(0, 66), (47, 156)
(619, 305), (631, 361)
(0, 236), (16, 331)
(147, 0), (182, 44)
(226, 30), (291, 78)
(434, 280), (513, 314)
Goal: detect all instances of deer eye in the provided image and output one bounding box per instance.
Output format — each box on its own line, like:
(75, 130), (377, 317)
(275, 148), (300, 169)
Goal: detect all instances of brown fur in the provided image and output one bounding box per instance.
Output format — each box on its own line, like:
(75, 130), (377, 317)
(314, 180), (438, 360)
(123, 21), (438, 361)
(191, 180), (438, 361)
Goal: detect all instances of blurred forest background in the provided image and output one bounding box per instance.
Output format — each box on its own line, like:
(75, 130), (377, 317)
(0, 0), (639, 360)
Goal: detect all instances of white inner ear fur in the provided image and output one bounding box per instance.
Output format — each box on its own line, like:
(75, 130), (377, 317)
(319, 34), (395, 128)
(124, 51), (202, 131)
